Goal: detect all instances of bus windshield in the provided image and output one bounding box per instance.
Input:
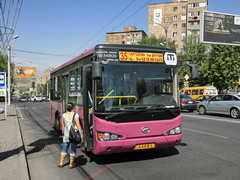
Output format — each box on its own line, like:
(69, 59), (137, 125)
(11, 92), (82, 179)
(95, 63), (177, 111)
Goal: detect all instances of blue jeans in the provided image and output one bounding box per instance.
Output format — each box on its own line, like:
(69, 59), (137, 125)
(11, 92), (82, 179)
(61, 142), (77, 157)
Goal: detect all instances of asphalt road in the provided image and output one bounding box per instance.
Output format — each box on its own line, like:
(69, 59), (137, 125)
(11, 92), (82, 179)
(16, 102), (240, 180)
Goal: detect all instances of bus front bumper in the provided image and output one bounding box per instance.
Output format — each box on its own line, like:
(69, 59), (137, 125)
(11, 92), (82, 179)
(93, 134), (182, 155)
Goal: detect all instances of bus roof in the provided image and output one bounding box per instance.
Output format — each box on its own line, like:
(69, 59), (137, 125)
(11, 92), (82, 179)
(182, 86), (217, 90)
(51, 47), (95, 74)
(51, 44), (175, 74)
(94, 44), (175, 52)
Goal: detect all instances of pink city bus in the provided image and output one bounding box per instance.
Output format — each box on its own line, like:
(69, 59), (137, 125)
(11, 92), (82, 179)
(50, 44), (182, 155)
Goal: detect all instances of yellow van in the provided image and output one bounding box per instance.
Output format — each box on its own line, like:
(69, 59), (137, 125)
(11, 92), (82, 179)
(180, 86), (218, 99)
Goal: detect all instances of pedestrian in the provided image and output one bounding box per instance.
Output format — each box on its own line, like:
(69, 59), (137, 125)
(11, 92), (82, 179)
(57, 102), (83, 168)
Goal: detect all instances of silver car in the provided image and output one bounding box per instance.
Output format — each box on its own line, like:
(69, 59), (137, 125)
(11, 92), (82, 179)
(197, 94), (240, 119)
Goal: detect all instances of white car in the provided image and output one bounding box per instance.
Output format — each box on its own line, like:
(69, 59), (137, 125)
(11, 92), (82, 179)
(32, 95), (43, 102)
(41, 95), (50, 102)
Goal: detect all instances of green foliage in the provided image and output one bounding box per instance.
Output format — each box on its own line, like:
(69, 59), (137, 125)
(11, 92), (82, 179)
(0, 54), (8, 72)
(202, 45), (240, 92)
(138, 35), (176, 49)
(179, 34), (240, 92)
(178, 34), (209, 87)
(37, 80), (50, 95)
(0, 53), (15, 76)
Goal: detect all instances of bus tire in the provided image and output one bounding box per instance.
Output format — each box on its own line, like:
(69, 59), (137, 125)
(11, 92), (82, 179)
(230, 108), (240, 119)
(199, 106), (206, 115)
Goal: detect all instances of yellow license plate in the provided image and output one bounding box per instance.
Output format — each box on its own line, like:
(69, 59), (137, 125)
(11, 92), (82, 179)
(134, 143), (156, 150)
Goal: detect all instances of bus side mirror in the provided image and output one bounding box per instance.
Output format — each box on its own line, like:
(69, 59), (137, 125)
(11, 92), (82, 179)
(189, 64), (199, 79)
(92, 61), (102, 80)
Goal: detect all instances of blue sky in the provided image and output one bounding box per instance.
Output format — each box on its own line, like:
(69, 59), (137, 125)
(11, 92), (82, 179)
(12, 0), (240, 73)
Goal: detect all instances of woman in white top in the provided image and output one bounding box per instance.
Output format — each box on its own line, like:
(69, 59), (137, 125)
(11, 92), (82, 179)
(57, 102), (83, 168)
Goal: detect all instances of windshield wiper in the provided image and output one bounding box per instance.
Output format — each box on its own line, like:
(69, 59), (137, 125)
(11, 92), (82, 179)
(148, 104), (177, 117)
(104, 105), (177, 120)
(105, 109), (148, 120)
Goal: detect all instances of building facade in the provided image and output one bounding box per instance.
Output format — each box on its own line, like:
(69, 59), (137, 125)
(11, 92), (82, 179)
(148, 0), (208, 52)
(35, 69), (51, 95)
(106, 26), (147, 44)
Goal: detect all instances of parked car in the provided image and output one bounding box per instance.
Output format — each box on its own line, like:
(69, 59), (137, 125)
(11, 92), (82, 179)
(30, 96), (35, 102)
(19, 96), (28, 102)
(0, 97), (5, 102)
(41, 95), (49, 102)
(27, 96), (31, 101)
(180, 94), (199, 112)
(32, 95), (43, 102)
(11, 96), (18, 103)
(196, 95), (212, 102)
(197, 94), (240, 119)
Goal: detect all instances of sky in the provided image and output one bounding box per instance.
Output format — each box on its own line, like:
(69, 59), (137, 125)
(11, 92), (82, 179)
(10, 0), (240, 74)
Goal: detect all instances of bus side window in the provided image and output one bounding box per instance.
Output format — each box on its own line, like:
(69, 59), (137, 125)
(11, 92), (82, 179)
(192, 89), (198, 95)
(185, 90), (191, 95)
(199, 89), (204, 95)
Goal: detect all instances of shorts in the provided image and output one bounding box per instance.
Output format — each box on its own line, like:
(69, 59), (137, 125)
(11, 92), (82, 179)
(61, 142), (77, 156)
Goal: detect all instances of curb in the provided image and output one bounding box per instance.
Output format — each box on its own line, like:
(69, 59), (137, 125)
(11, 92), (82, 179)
(14, 105), (30, 180)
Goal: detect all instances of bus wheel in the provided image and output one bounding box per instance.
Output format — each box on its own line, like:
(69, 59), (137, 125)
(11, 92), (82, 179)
(199, 106), (206, 115)
(230, 108), (240, 119)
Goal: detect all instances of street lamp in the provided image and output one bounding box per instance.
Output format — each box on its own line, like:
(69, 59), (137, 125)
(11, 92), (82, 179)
(7, 34), (19, 105)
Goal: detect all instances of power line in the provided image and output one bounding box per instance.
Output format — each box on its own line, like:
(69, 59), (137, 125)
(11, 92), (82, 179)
(89, 0), (153, 47)
(0, 0), (23, 53)
(13, 48), (70, 57)
(65, 0), (138, 60)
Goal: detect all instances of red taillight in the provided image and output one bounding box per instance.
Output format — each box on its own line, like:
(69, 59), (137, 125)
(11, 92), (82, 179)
(180, 100), (185, 104)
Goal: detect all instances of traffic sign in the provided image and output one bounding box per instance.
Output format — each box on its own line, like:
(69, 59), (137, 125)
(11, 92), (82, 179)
(0, 72), (6, 87)
(184, 74), (189, 81)
(0, 72), (6, 97)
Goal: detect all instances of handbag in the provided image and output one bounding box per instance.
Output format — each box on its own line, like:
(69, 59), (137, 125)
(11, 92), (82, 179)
(69, 113), (81, 144)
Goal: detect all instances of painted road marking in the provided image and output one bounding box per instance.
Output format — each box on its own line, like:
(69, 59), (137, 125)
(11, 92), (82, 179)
(83, 164), (113, 180)
(182, 114), (240, 124)
(16, 107), (24, 120)
(183, 128), (228, 139)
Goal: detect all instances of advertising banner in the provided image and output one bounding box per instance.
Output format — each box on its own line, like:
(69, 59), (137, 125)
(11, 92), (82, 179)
(200, 11), (240, 46)
(14, 67), (36, 78)
(153, 9), (162, 26)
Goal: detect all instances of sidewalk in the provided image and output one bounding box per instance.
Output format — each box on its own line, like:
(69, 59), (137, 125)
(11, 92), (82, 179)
(0, 103), (30, 180)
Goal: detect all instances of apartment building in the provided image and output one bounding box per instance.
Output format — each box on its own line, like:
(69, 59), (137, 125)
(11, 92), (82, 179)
(148, 0), (208, 52)
(106, 26), (147, 44)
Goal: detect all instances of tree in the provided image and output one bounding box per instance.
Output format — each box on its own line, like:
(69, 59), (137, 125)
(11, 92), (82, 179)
(138, 35), (176, 49)
(0, 53), (8, 72)
(179, 34), (240, 92)
(177, 34), (209, 87)
(202, 45), (240, 93)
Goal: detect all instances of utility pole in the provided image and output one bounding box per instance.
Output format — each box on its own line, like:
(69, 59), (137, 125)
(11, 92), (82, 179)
(7, 45), (11, 105)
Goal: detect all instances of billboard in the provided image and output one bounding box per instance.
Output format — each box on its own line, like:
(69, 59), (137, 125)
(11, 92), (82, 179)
(14, 67), (36, 78)
(200, 11), (240, 46)
(153, 9), (162, 26)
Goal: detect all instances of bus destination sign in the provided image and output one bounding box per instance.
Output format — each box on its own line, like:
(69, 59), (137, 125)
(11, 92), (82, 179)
(119, 51), (163, 63)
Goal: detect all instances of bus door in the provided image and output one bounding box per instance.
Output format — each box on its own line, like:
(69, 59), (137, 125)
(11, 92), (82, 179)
(62, 73), (69, 112)
(82, 64), (93, 152)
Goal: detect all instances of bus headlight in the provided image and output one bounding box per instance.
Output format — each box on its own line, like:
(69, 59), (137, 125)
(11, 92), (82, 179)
(168, 126), (181, 135)
(97, 132), (122, 141)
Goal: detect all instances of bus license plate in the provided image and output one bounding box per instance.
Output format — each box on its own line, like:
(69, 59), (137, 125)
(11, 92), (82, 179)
(134, 143), (156, 150)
